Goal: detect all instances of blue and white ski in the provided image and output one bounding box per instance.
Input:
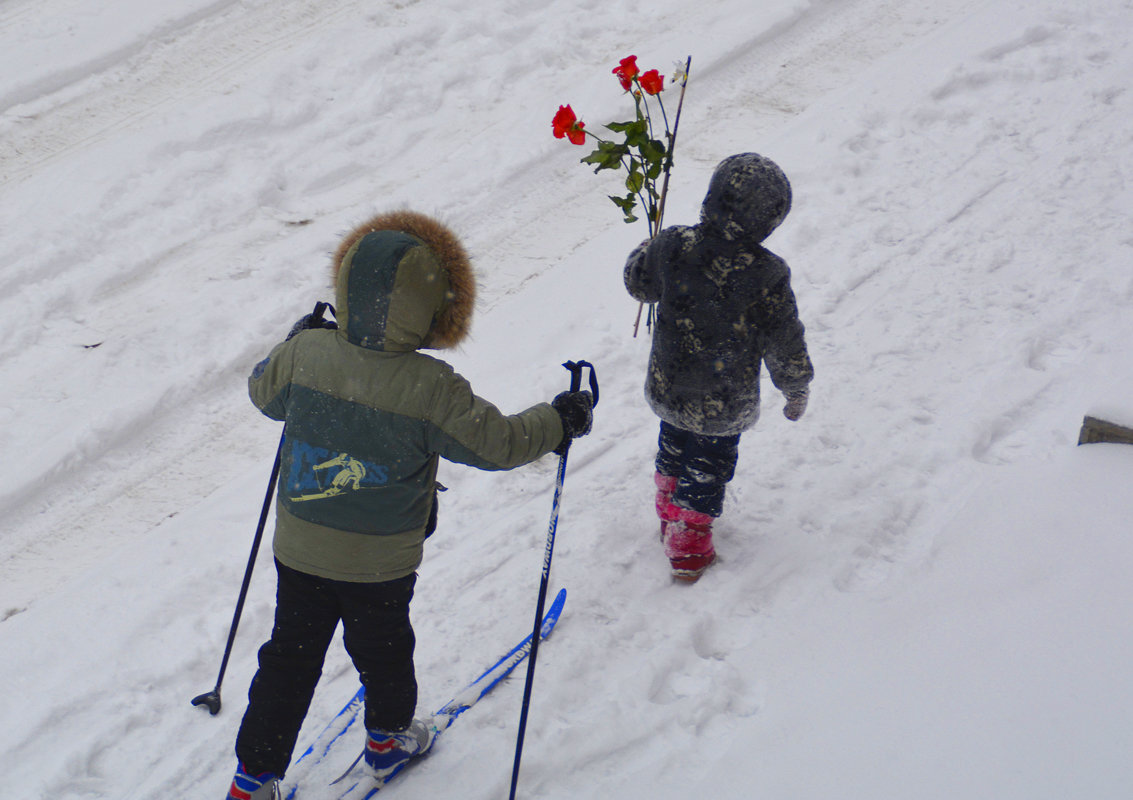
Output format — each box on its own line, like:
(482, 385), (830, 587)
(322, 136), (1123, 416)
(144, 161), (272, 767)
(282, 588), (566, 799)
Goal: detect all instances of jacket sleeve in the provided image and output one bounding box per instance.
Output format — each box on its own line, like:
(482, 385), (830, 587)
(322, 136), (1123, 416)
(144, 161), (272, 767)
(423, 368), (565, 470)
(248, 339), (295, 421)
(624, 227), (698, 303)
(623, 237), (660, 303)
(754, 271), (815, 394)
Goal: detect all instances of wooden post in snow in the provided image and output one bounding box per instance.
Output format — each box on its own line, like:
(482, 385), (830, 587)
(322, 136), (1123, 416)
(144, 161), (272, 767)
(1078, 416), (1133, 446)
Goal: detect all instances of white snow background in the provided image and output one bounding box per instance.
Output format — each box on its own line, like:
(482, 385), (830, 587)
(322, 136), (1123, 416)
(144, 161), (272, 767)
(2, 0), (1132, 797)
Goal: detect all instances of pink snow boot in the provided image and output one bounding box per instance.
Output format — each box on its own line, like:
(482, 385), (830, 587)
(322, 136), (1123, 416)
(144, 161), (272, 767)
(654, 471), (678, 522)
(658, 500), (716, 582)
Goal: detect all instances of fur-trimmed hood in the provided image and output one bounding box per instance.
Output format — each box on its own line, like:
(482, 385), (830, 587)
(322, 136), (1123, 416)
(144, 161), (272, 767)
(332, 210), (476, 352)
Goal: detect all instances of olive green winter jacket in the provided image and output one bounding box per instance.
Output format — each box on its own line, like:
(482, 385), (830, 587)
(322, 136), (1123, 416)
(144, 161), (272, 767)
(249, 211), (563, 582)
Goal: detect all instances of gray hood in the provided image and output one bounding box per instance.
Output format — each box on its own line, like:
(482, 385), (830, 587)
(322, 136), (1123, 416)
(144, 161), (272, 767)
(699, 153), (792, 242)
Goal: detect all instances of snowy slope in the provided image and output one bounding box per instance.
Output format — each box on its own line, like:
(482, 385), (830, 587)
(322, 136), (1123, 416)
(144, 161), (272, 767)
(1, 0), (1131, 798)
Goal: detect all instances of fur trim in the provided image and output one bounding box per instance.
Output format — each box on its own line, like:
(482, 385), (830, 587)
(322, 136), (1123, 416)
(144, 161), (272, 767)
(332, 210), (476, 349)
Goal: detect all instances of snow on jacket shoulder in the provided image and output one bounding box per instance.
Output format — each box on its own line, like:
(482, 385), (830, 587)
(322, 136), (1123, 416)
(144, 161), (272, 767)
(249, 211), (563, 582)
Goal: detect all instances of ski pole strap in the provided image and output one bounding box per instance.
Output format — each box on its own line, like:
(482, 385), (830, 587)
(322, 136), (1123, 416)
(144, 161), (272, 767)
(562, 360), (599, 407)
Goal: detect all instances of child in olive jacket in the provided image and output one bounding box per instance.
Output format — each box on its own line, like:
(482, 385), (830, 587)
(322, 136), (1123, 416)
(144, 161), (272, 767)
(624, 153), (813, 581)
(226, 210), (592, 800)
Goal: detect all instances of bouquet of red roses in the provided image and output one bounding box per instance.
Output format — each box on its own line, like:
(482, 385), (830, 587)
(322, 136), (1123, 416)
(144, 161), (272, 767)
(553, 55), (690, 236)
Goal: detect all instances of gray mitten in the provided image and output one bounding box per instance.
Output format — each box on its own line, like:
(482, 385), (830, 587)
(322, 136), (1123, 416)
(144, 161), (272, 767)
(783, 389), (809, 421)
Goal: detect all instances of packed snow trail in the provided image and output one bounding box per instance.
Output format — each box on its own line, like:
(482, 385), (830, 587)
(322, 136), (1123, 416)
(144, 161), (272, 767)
(1, 0), (1131, 799)
(0, 0), (990, 614)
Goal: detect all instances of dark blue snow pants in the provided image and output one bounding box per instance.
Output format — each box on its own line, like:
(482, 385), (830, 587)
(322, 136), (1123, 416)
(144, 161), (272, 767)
(655, 421), (741, 518)
(235, 560), (417, 776)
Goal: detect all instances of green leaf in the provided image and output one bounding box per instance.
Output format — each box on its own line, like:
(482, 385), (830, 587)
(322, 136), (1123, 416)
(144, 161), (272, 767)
(608, 193), (640, 224)
(580, 140), (628, 172)
(610, 193), (633, 211)
(624, 129), (650, 149)
(640, 138), (667, 164)
(606, 119), (646, 136)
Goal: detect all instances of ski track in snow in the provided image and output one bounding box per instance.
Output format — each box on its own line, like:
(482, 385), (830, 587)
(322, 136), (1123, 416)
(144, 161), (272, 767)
(1, 0), (1132, 797)
(0, 0), (366, 180)
(0, 0), (994, 614)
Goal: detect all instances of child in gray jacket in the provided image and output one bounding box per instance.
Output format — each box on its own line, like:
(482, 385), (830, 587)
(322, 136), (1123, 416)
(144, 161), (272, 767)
(624, 153), (814, 580)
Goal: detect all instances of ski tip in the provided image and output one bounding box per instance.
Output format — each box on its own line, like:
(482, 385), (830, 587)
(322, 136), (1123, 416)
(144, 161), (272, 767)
(540, 588), (567, 637)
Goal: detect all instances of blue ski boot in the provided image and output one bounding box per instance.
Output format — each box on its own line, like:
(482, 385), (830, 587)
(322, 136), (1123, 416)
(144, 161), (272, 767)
(363, 718), (434, 778)
(226, 761), (280, 800)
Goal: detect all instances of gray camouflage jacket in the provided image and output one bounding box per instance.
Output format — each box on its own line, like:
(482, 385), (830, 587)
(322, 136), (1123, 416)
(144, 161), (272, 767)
(624, 153), (814, 436)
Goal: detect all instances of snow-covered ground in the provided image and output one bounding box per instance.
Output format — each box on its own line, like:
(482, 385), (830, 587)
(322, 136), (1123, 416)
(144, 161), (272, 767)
(2, 0), (1131, 797)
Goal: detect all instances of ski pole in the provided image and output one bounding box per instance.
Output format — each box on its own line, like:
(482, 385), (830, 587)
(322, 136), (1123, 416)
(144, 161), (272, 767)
(191, 429), (283, 716)
(508, 360), (599, 799)
(191, 300), (334, 716)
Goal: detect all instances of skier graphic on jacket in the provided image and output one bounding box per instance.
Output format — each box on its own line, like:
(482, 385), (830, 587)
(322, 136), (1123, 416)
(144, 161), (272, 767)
(624, 152), (814, 581)
(289, 453), (368, 502)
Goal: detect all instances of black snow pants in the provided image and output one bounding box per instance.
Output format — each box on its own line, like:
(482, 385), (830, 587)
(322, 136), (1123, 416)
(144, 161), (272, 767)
(655, 421), (741, 518)
(235, 560), (417, 776)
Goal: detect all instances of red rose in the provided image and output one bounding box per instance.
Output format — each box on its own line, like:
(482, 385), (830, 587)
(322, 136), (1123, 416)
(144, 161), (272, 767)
(552, 104), (586, 145)
(639, 69), (664, 95)
(613, 55), (640, 91)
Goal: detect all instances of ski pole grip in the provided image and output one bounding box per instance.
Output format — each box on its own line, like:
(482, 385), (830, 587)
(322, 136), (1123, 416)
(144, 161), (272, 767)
(311, 300), (335, 325)
(562, 360), (599, 407)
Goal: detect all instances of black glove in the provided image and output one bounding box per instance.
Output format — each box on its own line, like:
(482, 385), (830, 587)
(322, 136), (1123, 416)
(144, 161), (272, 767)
(551, 390), (594, 455)
(286, 302), (338, 340)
